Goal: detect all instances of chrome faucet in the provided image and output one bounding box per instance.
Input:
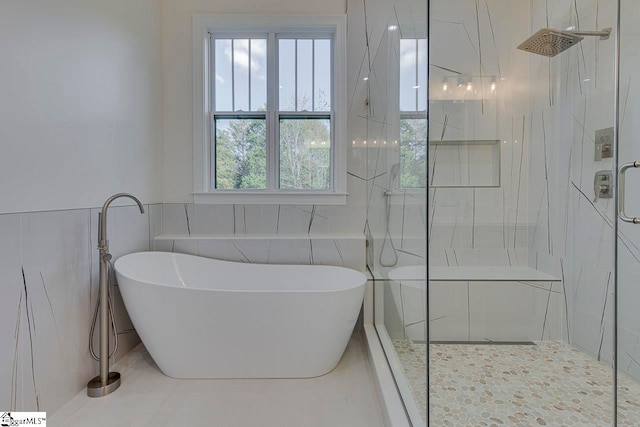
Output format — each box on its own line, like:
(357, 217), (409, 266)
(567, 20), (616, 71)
(87, 193), (145, 398)
(98, 193), (145, 254)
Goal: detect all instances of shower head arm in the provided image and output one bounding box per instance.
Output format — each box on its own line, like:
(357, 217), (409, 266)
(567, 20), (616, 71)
(570, 28), (611, 40)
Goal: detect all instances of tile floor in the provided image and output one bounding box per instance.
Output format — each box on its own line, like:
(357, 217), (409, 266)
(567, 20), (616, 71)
(50, 334), (383, 427)
(392, 339), (640, 426)
(392, 339), (428, 423)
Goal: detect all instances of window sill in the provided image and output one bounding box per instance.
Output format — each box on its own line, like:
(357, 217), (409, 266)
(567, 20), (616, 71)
(193, 191), (348, 205)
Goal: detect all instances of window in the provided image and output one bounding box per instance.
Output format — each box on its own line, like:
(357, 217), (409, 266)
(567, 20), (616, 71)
(212, 36), (331, 191)
(399, 38), (427, 190)
(193, 14), (347, 205)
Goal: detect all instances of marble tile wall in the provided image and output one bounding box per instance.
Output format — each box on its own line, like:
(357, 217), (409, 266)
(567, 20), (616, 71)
(525, 0), (640, 385)
(424, 0), (636, 361)
(353, 0), (549, 346)
(358, 0), (547, 343)
(160, 203), (365, 236)
(342, 0), (619, 355)
(0, 204), (161, 415)
(349, 0), (430, 274)
(427, 0), (532, 259)
(404, 0), (554, 344)
(525, 0), (620, 370)
(154, 234), (365, 271)
(158, 203), (366, 270)
(384, 276), (563, 343)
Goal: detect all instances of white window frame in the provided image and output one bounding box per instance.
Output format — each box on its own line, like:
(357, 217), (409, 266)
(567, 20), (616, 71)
(192, 13), (347, 205)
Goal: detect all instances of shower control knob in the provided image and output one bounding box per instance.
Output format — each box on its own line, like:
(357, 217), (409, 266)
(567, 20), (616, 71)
(593, 170), (613, 202)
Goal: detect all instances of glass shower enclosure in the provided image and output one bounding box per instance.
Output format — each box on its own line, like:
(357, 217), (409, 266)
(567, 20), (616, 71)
(368, 0), (640, 425)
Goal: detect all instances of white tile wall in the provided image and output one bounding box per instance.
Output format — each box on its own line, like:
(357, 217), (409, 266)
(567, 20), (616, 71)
(154, 235), (365, 272)
(0, 204), (160, 415)
(525, 0), (619, 370)
(0, 213), (26, 410)
(387, 278), (563, 342)
(390, 0), (623, 356)
(468, 281), (563, 341)
(428, 281), (469, 341)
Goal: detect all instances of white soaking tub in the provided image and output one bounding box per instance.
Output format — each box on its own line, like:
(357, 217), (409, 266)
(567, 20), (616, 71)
(114, 251), (366, 379)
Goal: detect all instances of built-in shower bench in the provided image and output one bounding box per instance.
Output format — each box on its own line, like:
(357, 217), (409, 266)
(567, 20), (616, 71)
(386, 265), (563, 343)
(388, 265), (561, 282)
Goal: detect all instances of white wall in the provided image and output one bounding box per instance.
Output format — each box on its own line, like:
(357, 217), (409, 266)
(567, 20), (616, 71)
(161, 0), (346, 202)
(0, 0), (164, 415)
(0, 0), (163, 214)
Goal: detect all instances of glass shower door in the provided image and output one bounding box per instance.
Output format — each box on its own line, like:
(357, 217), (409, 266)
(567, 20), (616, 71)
(364, 0), (428, 425)
(617, 2), (640, 425)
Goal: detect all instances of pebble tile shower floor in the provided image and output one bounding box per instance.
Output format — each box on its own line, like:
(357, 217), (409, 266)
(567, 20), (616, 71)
(393, 339), (640, 426)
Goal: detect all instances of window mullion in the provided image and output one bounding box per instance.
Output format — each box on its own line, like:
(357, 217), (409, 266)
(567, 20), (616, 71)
(210, 112), (215, 190)
(414, 39), (419, 111)
(392, 33), (401, 192)
(209, 35), (215, 191)
(277, 112), (331, 119)
(267, 32), (278, 191)
(213, 112), (266, 119)
(294, 39), (298, 112)
(210, 34), (215, 112)
(330, 34), (336, 191)
(312, 39), (315, 111)
(231, 39), (235, 111)
(248, 39), (252, 111)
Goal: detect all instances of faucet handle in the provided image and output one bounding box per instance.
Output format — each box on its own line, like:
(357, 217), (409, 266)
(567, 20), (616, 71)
(593, 171), (613, 203)
(98, 239), (109, 252)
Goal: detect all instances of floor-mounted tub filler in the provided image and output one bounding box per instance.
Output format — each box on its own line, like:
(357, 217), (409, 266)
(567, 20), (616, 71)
(87, 193), (145, 398)
(114, 251), (366, 379)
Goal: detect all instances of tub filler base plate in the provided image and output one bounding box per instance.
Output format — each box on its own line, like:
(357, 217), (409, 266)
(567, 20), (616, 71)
(86, 372), (121, 397)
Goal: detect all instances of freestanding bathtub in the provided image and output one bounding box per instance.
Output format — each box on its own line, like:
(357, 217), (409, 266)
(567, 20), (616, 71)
(114, 251), (366, 379)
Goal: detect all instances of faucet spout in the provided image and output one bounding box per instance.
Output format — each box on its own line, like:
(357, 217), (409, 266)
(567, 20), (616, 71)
(98, 193), (145, 249)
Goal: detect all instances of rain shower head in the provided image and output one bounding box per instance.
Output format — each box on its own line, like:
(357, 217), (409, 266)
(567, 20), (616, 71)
(518, 27), (611, 57)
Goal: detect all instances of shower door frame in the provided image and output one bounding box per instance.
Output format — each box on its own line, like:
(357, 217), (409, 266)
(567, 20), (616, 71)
(425, 0), (431, 425)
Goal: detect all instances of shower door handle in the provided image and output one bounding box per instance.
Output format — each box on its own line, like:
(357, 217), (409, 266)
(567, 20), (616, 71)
(619, 161), (640, 224)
